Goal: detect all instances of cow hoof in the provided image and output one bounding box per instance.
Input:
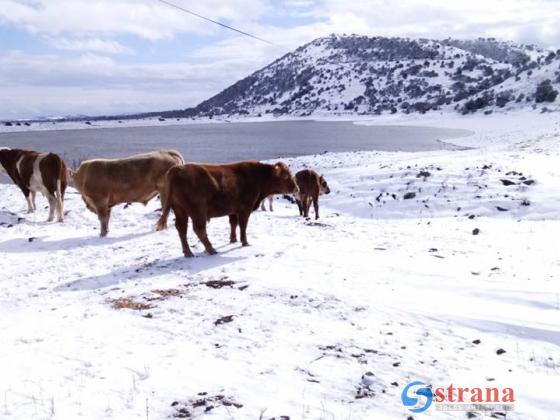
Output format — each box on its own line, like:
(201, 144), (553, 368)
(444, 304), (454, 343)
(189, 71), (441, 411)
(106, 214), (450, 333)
(183, 252), (194, 258)
(230, 238), (237, 243)
(241, 242), (250, 247)
(206, 249), (218, 255)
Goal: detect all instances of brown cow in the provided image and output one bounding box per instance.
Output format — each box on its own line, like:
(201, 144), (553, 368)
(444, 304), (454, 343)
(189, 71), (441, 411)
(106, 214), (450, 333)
(294, 169), (330, 219)
(72, 150), (184, 237)
(156, 161), (298, 257)
(0, 148), (67, 221)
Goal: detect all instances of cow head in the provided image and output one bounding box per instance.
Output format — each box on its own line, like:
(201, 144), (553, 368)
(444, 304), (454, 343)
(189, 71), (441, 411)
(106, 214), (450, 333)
(273, 162), (298, 194)
(319, 175), (330, 195)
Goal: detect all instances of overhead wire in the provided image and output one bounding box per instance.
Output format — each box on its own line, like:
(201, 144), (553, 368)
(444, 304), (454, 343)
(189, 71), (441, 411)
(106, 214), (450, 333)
(156, 0), (277, 46)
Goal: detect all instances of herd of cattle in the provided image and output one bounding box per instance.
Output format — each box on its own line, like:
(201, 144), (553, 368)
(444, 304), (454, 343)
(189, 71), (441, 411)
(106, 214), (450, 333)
(0, 148), (330, 257)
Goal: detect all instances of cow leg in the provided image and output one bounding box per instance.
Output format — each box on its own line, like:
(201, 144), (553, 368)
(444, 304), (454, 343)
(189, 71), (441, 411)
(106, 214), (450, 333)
(56, 195), (64, 222)
(46, 192), (57, 222)
(97, 205), (111, 237)
(229, 214), (238, 243)
(269, 196), (273, 212)
(296, 198), (303, 216)
(30, 191), (37, 211)
(55, 180), (64, 222)
(174, 209), (193, 257)
(312, 195), (320, 219)
(302, 195), (310, 218)
(192, 216), (217, 255)
(238, 211), (251, 247)
(24, 192), (34, 213)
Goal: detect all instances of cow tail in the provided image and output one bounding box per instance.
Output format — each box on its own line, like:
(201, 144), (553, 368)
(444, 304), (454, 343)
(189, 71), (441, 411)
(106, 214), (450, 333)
(56, 179), (62, 200)
(156, 170), (174, 231)
(50, 154), (66, 221)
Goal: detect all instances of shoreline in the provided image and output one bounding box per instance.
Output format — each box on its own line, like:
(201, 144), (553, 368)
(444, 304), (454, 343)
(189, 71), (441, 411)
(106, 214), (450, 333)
(1, 109), (558, 152)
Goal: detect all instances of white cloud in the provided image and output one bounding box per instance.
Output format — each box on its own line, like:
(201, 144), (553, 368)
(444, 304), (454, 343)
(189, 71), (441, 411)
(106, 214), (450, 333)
(1, 0), (560, 118)
(45, 36), (132, 54)
(311, 0), (560, 48)
(0, 0), (271, 40)
(0, 50), (258, 118)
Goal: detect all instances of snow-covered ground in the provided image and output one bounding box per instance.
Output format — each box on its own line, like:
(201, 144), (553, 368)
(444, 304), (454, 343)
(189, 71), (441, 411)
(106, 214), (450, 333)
(1, 112), (559, 419)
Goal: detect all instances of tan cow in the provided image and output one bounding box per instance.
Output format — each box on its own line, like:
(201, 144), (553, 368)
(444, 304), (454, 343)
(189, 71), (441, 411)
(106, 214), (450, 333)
(156, 161), (298, 257)
(294, 169), (330, 219)
(0, 148), (67, 221)
(72, 150), (184, 236)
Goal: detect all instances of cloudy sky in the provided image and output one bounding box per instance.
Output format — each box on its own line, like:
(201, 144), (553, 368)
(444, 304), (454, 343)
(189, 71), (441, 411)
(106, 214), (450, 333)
(1, 0), (559, 119)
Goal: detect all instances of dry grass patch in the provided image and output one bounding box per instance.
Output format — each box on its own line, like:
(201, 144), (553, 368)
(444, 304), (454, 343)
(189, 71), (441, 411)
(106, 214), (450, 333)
(109, 297), (154, 311)
(151, 288), (185, 298)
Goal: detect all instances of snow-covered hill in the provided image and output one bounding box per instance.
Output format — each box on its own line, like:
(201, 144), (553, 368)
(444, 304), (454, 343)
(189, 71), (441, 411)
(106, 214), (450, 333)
(190, 35), (560, 117)
(1, 111), (560, 419)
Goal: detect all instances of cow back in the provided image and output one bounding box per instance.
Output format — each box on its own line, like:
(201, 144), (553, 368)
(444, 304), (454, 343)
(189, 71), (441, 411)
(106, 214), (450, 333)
(73, 150), (182, 205)
(295, 169), (320, 195)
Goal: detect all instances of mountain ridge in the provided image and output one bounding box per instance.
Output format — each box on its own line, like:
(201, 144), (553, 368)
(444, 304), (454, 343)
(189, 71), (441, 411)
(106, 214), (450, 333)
(185, 34), (560, 118)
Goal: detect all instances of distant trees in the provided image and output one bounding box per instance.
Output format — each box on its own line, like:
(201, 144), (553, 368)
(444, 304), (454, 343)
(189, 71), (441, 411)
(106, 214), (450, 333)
(495, 90), (514, 108)
(168, 35), (560, 118)
(461, 92), (494, 114)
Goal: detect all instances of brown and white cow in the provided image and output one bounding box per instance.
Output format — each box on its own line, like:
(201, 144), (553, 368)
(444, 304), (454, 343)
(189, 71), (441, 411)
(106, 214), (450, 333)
(294, 169), (330, 219)
(156, 161), (298, 257)
(0, 148), (67, 222)
(72, 150), (184, 237)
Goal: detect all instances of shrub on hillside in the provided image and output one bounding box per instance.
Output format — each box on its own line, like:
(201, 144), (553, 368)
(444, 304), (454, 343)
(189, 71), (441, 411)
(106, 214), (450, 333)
(535, 80), (558, 103)
(461, 92), (494, 114)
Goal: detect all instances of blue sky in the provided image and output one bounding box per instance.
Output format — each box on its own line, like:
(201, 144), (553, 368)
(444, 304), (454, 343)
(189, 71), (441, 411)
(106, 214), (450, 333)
(0, 0), (559, 119)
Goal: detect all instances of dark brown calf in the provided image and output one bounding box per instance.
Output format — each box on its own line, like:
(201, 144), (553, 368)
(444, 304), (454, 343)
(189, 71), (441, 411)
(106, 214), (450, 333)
(294, 169), (330, 219)
(156, 161), (298, 257)
(0, 148), (67, 221)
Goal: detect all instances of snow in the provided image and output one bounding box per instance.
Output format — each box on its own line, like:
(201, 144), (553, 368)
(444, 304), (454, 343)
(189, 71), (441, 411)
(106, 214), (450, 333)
(1, 111), (560, 419)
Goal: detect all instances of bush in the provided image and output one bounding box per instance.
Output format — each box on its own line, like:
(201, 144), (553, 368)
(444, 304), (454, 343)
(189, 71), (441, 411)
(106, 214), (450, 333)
(496, 91), (513, 108)
(535, 80), (558, 103)
(412, 102), (432, 113)
(462, 92), (494, 113)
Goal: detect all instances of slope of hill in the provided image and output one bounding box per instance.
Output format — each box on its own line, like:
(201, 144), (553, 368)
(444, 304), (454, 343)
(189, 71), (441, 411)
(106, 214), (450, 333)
(188, 35), (560, 117)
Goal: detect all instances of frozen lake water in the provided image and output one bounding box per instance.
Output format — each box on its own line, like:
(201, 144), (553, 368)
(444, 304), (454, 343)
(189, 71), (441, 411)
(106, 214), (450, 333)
(0, 120), (471, 167)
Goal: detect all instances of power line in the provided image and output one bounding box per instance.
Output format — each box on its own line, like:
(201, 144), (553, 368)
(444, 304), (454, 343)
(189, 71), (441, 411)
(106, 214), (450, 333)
(156, 0), (276, 46)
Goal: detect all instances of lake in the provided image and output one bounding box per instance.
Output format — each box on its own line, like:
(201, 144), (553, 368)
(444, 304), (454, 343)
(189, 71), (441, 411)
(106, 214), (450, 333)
(0, 120), (470, 167)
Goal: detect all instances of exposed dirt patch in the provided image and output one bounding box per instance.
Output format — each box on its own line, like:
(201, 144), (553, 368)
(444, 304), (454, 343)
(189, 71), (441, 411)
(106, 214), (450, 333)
(171, 393), (243, 418)
(214, 315), (235, 326)
(109, 297), (153, 311)
(204, 277), (236, 289)
(151, 288), (185, 298)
